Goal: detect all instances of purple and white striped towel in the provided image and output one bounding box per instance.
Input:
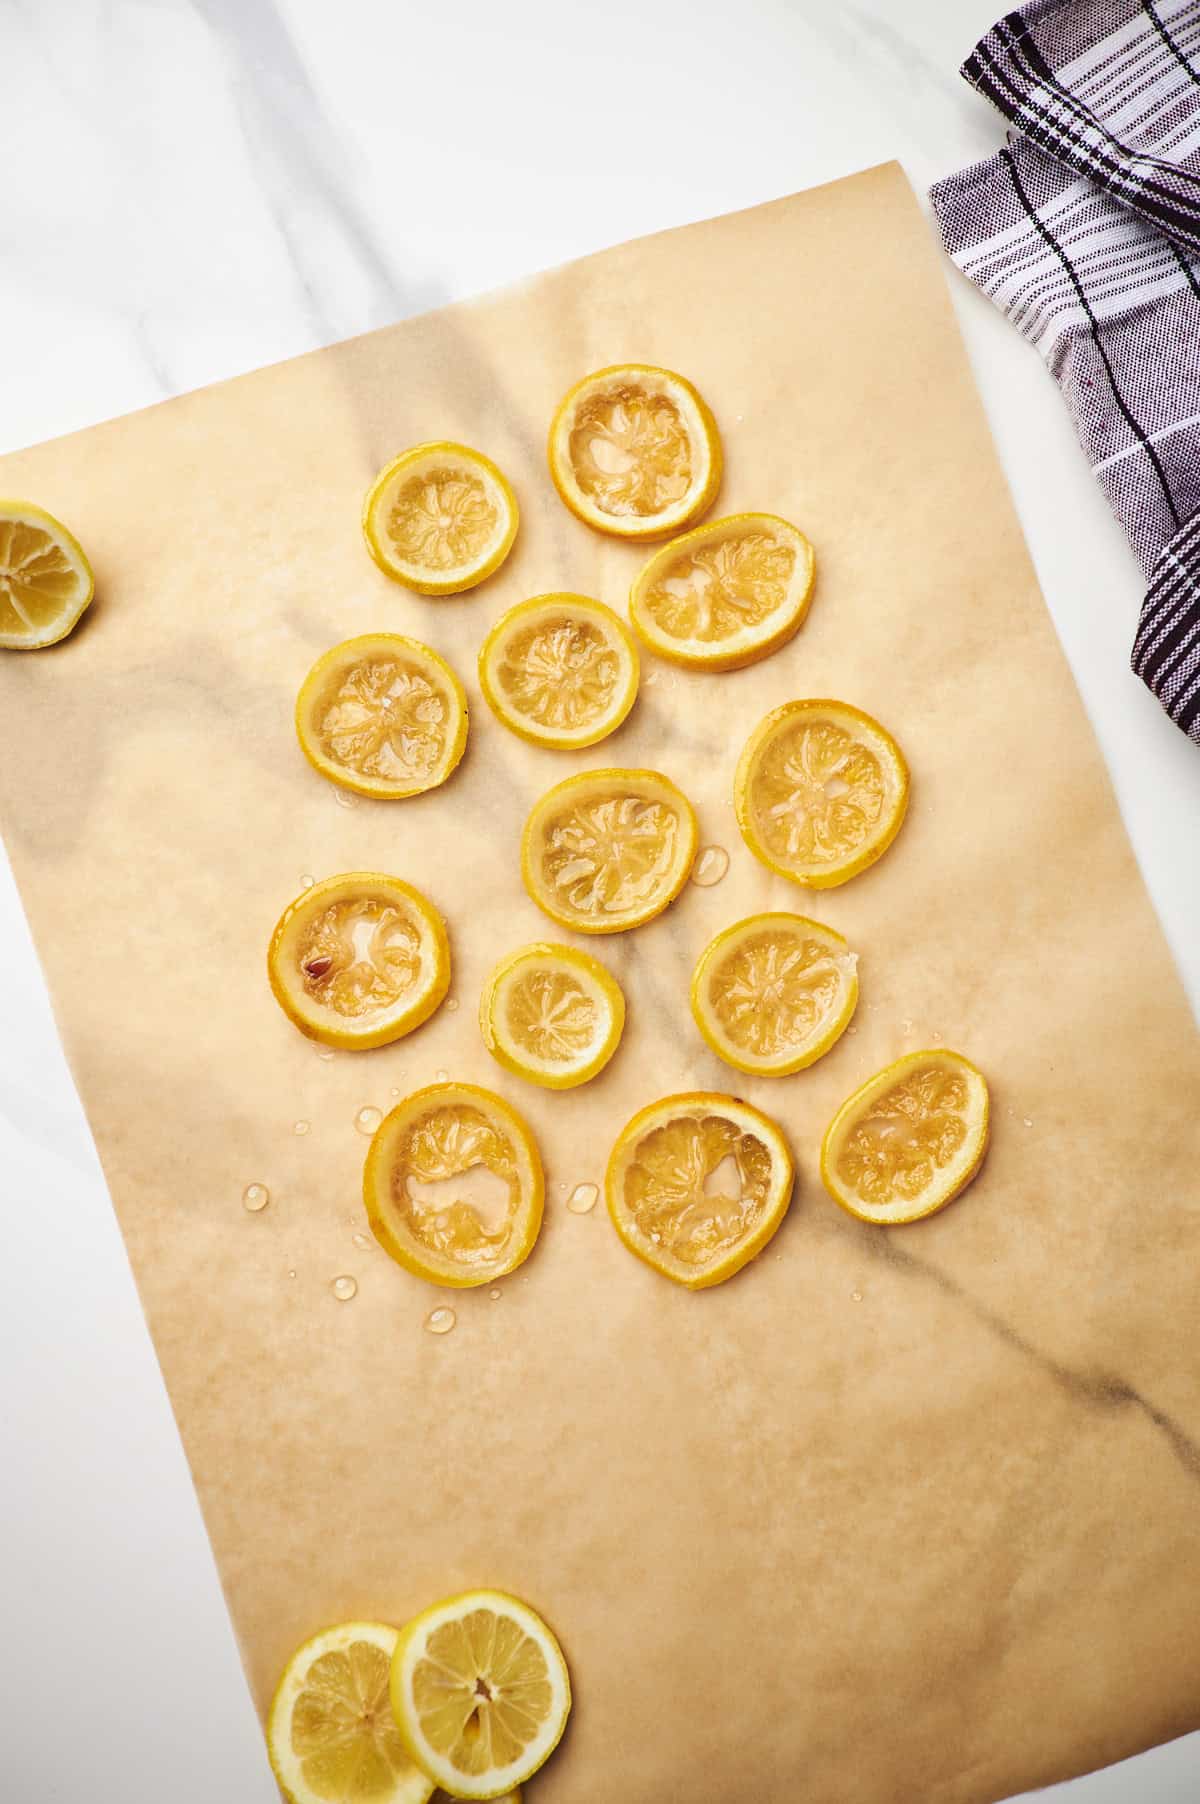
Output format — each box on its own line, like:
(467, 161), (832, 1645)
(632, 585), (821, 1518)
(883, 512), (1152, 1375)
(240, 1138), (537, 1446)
(930, 0), (1200, 745)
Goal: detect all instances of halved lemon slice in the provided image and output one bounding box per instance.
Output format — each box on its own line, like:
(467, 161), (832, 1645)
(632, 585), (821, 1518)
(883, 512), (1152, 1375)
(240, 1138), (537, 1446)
(606, 1092), (794, 1288)
(821, 1049), (990, 1225)
(735, 699), (909, 889)
(547, 364), (721, 540)
(521, 767), (698, 934)
(0, 500), (94, 650)
(268, 1621), (434, 1804)
(478, 594), (639, 750)
(363, 442), (518, 594)
(390, 1590), (571, 1801)
(363, 1082), (544, 1287)
(268, 873), (450, 1050)
(691, 913), (858, 1076)
(630, 512), (815, 670)
(480, 942), (625, 1089)
(296, 634), (468, 799)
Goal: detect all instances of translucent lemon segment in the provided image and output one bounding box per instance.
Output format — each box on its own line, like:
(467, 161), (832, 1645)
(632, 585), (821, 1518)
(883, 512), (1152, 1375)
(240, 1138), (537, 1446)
(521, 767), (698, 934)
(363, 442), (518, 594)
(735, 698), (909, 889)
(0, 501), (94, 650)
(268, 1622), (435, 1804)
(630, 513), (815, 670)
(268, 873), (450, 1051)
(821, 1049), (990, 1225)
(547, 364), (721, 540)
(296, 633), (468, 798)
(391, 1590), (571, 1801)
(606, 1092), (794, 1288)
(478, 594), (639, 749)
(691, 913), (858, 1076)
(480, 942), (625, 1089)
(363, 1083), (544, 1287)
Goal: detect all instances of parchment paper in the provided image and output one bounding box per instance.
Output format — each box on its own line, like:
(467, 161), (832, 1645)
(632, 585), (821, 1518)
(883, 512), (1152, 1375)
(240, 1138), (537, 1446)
(2, 165), (1198, 1804)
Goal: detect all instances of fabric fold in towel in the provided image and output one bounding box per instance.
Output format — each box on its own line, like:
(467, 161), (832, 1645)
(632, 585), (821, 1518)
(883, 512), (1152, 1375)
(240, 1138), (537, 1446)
(930, 0), (1200, 744)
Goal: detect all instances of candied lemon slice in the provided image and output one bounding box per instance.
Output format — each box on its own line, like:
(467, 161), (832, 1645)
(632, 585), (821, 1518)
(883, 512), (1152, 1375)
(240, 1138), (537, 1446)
(391, 1590), (571, 1801)
(268, 873), (450, 1051)
(821, 1049), (990, 1225)
(295, 633), (468, 799)
(0, 500), (94, 650)
(363, 442), (518, 594)
(547, 363), (721, 540)
(363, 1082), (544, 1287)
(606, 1092), (794, 1288)
(691, 913), (858, 1076)
(630, 512), (815, 670)
(521, 767), (697, 934)
(735, 698), (909, 889)
(478, 594), (639, 750)
(268, 1621), (435, 1804)
(480, 942), (625, 1090)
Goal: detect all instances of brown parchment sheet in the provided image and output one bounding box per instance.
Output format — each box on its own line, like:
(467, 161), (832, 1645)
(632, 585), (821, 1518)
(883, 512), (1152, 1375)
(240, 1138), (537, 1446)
(2, 164), (1198, 1804)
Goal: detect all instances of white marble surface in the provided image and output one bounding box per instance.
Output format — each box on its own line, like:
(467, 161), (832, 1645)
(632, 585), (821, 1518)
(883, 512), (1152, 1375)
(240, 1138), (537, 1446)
(1, 2), (1196, 1799)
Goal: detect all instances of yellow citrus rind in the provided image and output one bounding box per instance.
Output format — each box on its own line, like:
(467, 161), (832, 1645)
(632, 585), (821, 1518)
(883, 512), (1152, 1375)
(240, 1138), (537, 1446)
(478, 593), (639, 750)
(362, 442), (518, 594)
(629, 512), (815, 670)
(480, 942), (625, 1090)
(0, 499), (95, 650)
(520, 766), (698, 934)
(295, 633), (468, 799)
(691, 912), (858, 1076)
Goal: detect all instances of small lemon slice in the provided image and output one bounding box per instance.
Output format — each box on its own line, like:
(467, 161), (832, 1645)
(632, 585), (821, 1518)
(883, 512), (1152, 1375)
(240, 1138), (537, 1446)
(521, 767), (698, 934)
(691, 913), (858, 1076)
(548, 363), (721, 540)
(268, 1621), (435, 1804)
(735, 698), (909, 889)
(268, 873), (450, 1050)
(630, 512), (815, 670)
(391, 1590), (571, 1800)
(606, 1092), (794, 1288)
(363, 1082), (544, 1287)
(0, 500), (94, 650)
(480, 942), (625, 1089)
(363, 442), (518, 594)
(478, 594), (639, 750)
(821, 1049), (990, 1225)
(296, 634), (468, 799)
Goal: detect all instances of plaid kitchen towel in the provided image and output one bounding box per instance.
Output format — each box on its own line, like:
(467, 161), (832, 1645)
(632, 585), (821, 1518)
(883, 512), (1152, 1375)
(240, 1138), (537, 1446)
(930, 0), (1200, 744)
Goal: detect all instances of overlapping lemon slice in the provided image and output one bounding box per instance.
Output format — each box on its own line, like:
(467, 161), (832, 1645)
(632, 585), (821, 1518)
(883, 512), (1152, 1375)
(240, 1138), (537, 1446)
(547, 364), (721, 540)
(363, 442), (518, 594)
(268, 1622), (434, 1804)
(0, 500), (94, 650)
(480, 942), (625, 1089)
(606, 1092), (794, 1288)
(735, 699), (909, 889)
(363, 1082), (544, 1287)
(630, 512), (815, 670)
(391, 1590), (570, 1801)
(691, 913), (858, 1076)
(268, 873), (450, 1050)
(521, 767), (698, 934)
(478, 594), (639, 750)
(821, 1049), (990, 1225)
(296, 634), (468, 799)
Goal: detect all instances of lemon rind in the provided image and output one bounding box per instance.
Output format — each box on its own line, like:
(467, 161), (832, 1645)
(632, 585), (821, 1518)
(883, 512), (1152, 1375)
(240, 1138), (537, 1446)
(478, 594), (640, 750)
(295, 632), (469, 799)
(0, 499), (95, 651)
(362, 441), (519, 595)
(690, 912), (858, 1076)
(629, 512), (816, 672)
(479, 942), (626, 1089)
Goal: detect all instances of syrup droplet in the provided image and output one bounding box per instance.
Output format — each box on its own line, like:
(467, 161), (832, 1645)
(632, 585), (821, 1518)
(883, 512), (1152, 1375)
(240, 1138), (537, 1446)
(851, 1289), (864, 1303)
(287, 1269), (297, 1279)
(332, 788), (358, 809)
(489, 1288), (501, 1300)
(299, 873), (315, 890)
(445, 998), (459, 1012)
(435, 1069), (448, 1083)
(330, 1275), (358, 1301)
(390, 1086), (402, 1098)
(352, 1232), (373, 1251)
(242, 1183), (270, 1213)
(355, 1105), (382, 1136)
(1023, 1117), (1033, 1128)
(424, 1306), (456, 1335)
(691, 845), (729, 888)
(293, 1120), (310, 1137)
(566, 1182), (599, 1215)
(315, 1047), (335, 1062)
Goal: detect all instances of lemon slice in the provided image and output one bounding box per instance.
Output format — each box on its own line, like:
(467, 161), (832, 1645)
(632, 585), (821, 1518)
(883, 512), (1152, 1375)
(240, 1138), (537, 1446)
(691, 913), (858, 1076)
(478, 594), (639, 750)
(363, 1083), (544, 1287)
(363, 443), (518, 594)
(630, 512), (815, 670)
(821, 1049), (990, 1225)
(521, 767), (698, 934)
(268, 873), (450, 1050)
(548, 364), (721, 540)
(606, 1092), (794, 1288)
(268, 1621), (435, 1804)
(480, 942), (625, 1089)
(296, 634), (468, 799)
(0, 500), (94, 650)
(391, 1590), (571, 1800)
(735, 699), (909, 889)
